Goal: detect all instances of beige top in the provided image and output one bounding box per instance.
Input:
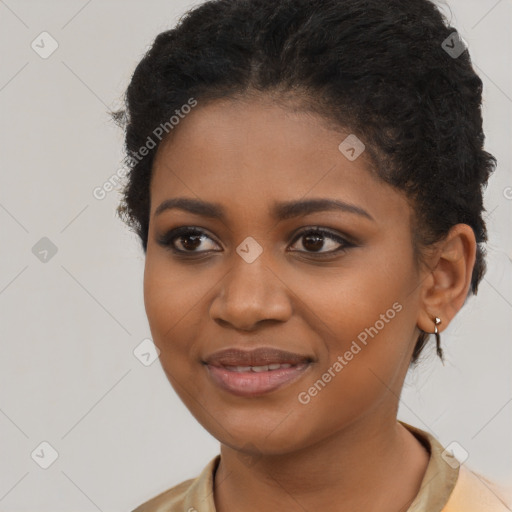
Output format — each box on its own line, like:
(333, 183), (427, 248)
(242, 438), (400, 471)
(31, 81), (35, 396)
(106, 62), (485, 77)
(132, 421), (510, 512)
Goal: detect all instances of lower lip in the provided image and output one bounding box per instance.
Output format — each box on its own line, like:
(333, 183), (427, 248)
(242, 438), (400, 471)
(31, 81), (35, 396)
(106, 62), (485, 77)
(206, 363), (311, 397)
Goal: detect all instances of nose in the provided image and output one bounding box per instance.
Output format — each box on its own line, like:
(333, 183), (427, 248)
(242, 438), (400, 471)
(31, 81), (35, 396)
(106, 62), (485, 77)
(209, 254), (293, 331)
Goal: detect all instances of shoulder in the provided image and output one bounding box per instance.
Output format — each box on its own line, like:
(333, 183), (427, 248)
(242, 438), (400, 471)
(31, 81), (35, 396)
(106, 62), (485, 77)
(442, 465), (512, 512)
(130, 455), (220, 512)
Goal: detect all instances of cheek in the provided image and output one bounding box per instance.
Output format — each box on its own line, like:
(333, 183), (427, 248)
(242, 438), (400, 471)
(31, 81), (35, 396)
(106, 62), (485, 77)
(289, 246), (418, 410)
(143, 254), (211, 345)
(143, 259), (197, 383)
(292, 244), (416, 348)
(143, 258), (208, 408)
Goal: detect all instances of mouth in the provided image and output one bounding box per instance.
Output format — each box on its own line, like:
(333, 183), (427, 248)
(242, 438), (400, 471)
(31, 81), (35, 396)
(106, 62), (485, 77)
(203, 347), (314, 397)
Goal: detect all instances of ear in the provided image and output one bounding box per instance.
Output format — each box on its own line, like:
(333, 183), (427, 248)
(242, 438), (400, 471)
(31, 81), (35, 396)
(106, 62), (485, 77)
(417, 224), (477, 334)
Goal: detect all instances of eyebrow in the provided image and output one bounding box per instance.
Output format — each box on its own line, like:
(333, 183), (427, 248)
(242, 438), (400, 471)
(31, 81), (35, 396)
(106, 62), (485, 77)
(155, 197), (375, 221)
(154, 197), (374, 221)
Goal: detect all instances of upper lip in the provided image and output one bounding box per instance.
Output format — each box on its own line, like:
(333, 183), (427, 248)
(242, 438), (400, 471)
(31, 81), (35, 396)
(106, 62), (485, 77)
(204, 347), (313, 367)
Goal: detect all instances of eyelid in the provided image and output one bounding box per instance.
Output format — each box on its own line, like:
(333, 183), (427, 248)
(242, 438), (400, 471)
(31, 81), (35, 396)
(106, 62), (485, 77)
(290, 225), (351, 242)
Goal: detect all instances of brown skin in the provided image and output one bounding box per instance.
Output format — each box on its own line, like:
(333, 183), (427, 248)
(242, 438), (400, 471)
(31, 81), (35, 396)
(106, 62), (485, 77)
(143, 95), (476, 512)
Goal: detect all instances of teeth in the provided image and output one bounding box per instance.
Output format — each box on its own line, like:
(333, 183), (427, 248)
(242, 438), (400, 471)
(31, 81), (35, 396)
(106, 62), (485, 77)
(251, 365), (269, 372)
(232, 366), (252, 372)
(226, 363), (294, 372)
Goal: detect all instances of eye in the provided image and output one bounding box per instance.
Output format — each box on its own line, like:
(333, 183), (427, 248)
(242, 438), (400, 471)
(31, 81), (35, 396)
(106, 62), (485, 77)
(157, 225), (354, 258)
(157, 227), (221, 254)
(288, 227), (353, 256)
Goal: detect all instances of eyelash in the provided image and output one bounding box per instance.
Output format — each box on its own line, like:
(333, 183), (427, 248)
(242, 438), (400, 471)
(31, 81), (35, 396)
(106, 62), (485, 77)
(156, 226), (355, 259)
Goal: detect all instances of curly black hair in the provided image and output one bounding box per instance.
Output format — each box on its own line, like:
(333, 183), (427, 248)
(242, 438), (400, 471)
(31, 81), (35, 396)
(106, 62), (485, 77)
(112, 0), (497, 365)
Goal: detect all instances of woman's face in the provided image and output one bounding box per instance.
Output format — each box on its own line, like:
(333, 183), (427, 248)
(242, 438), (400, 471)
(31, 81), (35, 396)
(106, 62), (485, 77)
(144, 96), (425, 454)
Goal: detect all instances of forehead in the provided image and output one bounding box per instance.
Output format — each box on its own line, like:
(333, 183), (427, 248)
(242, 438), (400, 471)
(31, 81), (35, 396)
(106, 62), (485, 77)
(150, 97), (410, 224)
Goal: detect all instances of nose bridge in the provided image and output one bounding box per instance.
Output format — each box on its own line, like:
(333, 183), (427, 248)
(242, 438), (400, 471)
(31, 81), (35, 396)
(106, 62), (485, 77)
(209, 248), (292, 330)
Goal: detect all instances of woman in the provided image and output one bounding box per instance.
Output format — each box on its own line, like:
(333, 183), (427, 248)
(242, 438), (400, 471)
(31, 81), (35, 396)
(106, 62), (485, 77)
(114, 0), (508, 510)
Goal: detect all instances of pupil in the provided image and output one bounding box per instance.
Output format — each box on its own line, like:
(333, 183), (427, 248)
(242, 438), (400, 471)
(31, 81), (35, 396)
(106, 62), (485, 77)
(182, 234), (201, 250)
(303, 234), (324, 252)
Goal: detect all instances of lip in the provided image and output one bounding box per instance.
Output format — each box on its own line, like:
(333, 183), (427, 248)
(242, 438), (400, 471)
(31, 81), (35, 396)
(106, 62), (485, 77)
(204, 347), (313, 367)
(203, 347), (314, 397)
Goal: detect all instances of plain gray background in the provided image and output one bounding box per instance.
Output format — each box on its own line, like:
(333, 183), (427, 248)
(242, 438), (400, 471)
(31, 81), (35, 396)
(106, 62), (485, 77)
(0, 0), (511, 510)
